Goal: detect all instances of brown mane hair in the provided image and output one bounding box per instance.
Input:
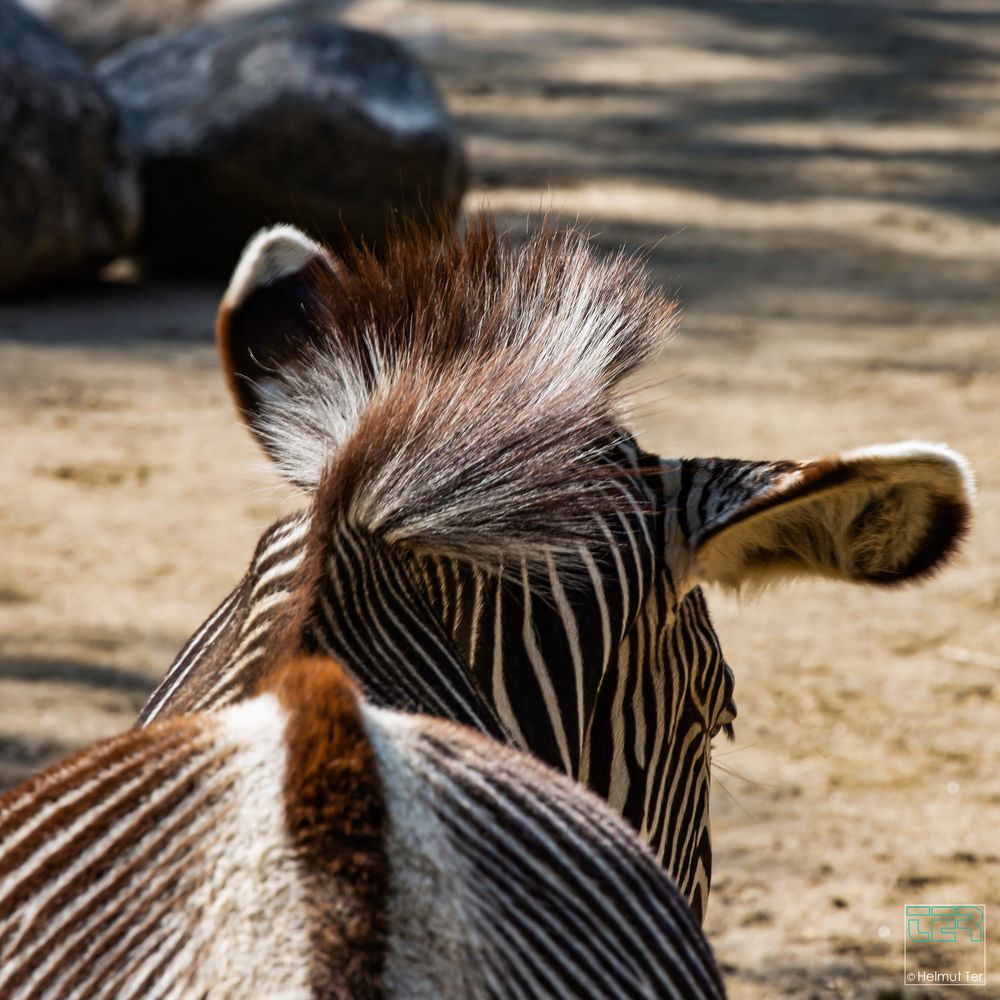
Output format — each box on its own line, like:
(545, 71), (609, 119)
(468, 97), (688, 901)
(219, 215), (679, 568)
(263, 655), (388, 998)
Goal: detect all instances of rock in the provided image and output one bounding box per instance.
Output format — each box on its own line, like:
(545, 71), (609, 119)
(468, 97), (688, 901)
(18, 0), (304, 63)
(97, 14), (468, 274)
(0, 0), (140, 293)
(18, 0), (217, 62)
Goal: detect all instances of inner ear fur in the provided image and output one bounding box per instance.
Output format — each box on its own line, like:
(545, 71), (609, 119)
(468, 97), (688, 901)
(692, 443), (974, 590)
(216, 225), (339, 460)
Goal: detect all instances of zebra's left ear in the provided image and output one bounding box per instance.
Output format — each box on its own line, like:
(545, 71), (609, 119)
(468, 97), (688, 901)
(217, 225), (340, 463)
(687, 442), (974, 590)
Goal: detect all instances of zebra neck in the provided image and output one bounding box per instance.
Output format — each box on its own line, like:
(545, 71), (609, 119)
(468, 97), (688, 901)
(307, 522), (509, 742)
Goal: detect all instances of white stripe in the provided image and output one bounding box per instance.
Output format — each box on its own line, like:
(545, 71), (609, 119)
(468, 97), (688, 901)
(491, 575), (528, 750)
(429, 748), (687, 997)
(0, 743), (159, 893)
(18, 771), (231, 997)
(468, 570), (484, 664)
(631, 608), (648, 769)
(324, 535), (431, 710)
(546, 551), (586, 772)
(520, 563), (572, 774)
(315, 580), (427, 710)
(137, 695), (310, 999)
(455, 825), (631, 995)
(113, 924), (188, 1000)
(345, 528), (492, 727)
(482, 752), (698, 986)
(659, 725), (704, 876)
(0, 749), (213, 970)
(606, 642), (632, 814)
(232, 618), (276, 661)
(142, 590), (240, 722)
(641, 620), (669, 840)
(56, 806), (225, 999)
(238, 589), (292, 635)
(600, 517), (631, 642)
(576, 542), (612, 786)
(248, 552), (305, 602)
(190, 647), (267, 714)
(262, 513), (311, 552)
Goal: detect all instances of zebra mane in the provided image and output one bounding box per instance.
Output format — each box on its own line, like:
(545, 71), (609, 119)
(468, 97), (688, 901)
(242, 216), (678, 565)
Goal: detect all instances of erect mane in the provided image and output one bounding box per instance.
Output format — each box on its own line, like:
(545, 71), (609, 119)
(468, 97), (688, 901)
(253, 216), (678, 565)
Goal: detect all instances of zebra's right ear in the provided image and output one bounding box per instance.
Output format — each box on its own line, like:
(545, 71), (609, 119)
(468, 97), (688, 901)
(683, 443), (973, 591)
(217, 225), (339, 464)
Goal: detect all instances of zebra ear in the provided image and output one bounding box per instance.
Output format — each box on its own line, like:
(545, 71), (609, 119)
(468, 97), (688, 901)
(217, 225), (339, 464)
(688, 442), (974, 590)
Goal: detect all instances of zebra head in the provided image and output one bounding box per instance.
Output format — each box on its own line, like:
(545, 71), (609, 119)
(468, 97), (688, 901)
(647, 442), (972, 912)
(138, 218), (973, 923)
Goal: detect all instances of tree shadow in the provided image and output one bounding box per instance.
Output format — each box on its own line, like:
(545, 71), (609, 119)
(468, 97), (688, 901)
(0, 656), (157, 791)
(0, 656), (156, 696)
(0, 733), (75, 793)
(431, 0), (1000, 219)
(0, 277), (220, 348)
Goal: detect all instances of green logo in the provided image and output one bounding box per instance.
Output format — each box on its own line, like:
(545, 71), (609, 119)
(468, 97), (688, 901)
(906, 905), (985, 944)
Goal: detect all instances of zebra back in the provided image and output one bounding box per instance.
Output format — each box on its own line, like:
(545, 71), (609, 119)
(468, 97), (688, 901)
(1, 656), (726, 999)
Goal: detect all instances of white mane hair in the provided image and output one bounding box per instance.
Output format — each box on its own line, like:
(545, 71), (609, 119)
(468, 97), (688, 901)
(224, 218), (679, 566)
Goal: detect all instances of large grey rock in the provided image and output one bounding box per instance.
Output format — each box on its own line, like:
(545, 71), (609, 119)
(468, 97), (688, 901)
(98, 14), (468, 273)
(19, 0), (299, 62)
(19, 0), (215, 62)
(0, 0), (140, 293)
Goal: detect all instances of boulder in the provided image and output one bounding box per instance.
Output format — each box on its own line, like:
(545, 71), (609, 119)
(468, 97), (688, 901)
(0, 0), (140, 293)
(18, 0), (293, 63)
(98, 14), (468, 273)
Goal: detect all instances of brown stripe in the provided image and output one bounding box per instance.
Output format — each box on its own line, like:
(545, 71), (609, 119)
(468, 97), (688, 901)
(18, 759), (234, 997)
(0, 728), (223, 985)
(0, 722), (208, 887)
(0, 724), (185, 842)
(46, 805), (222, 1000)
(263, 655), (388, 1000)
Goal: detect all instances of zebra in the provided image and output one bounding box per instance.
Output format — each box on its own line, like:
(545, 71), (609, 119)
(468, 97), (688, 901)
(0, 653), (726, 999)
(137, 217), (974, 921)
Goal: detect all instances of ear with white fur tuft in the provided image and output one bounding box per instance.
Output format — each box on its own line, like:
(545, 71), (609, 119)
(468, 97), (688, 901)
(217, 224), (339, 462)
(688, 442), (974, 590)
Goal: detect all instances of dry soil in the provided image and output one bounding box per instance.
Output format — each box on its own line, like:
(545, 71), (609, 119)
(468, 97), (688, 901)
(2, 2), (998, 997)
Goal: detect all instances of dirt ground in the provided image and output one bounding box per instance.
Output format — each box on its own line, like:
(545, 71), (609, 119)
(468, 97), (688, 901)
(2, 1), (999, 996)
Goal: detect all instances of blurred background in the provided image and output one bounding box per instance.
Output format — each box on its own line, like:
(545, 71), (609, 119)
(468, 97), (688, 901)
(1, 1), (998, 996)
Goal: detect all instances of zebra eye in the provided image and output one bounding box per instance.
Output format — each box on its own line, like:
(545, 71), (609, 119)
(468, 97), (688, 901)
(709, 697), (737, 741)
(711, 721), (736, 742)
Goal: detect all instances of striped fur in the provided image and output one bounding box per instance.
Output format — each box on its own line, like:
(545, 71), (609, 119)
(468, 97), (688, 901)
(139, 218), (973, 921)
(1, 657), (726, 998)
(0, 697), (341, 998)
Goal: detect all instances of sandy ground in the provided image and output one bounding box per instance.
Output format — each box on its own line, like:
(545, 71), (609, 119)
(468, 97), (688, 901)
(2, 1), (999, 995)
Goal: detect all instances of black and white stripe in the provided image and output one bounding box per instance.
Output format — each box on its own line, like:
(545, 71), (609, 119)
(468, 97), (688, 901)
(367, 704), (726, 999)
(1, 657), (726, 998)
(140, 511), (311, 723)
(141, 437), (736, 919)
(407, 440), (737, 915)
